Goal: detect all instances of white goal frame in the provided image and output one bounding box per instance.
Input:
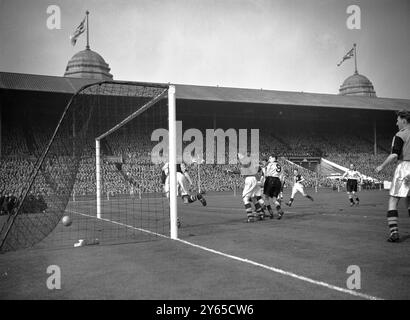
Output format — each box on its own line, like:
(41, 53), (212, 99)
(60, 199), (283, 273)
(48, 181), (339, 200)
(94, 85), (178, 239)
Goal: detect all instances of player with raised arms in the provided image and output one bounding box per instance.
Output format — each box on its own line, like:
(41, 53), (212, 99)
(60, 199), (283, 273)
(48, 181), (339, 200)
(341, 164), (362, 206)
(285, 168), (314, 208)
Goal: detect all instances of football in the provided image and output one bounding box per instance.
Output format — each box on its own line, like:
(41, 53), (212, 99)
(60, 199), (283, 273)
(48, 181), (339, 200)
(62, 215), (72, 227)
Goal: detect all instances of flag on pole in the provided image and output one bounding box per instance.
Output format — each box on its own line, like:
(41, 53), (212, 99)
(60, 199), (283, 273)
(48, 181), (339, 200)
(337, 46), (355, 66)
(70, 17), (86, 46)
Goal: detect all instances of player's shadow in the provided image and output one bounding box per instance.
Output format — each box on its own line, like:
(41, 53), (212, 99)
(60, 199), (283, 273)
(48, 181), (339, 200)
(281, 212), (317, 220)
(399, 234), (410, 243)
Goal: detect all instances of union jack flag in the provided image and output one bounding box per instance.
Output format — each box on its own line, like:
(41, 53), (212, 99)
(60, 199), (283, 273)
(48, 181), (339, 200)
(70, 17), (86, 46)
(337, 47), (354, 66)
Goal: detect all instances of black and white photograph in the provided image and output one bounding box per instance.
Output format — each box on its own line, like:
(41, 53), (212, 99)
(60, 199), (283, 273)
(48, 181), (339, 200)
(0, 0), (409, 305)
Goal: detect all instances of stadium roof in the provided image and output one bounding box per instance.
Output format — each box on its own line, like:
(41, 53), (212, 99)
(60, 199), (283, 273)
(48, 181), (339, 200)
(1, 71), (409, 111)
(0, 72), (98, 94)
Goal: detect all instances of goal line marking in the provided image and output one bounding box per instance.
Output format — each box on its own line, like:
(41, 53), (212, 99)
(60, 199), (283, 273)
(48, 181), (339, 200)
(67, 209), (169, 240)
(67, 209), (383, 300)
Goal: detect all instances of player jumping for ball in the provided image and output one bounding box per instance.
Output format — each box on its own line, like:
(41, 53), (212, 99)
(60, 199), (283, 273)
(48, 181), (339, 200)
(285, 169), (314, 207)
(161, 161), (207, 227)
(263, 156), (285, 219)
(342, 164), (363, 206)
(162, 161), (207, 205)
(375, 110), (410, 243)
(227, 153), (265, 222)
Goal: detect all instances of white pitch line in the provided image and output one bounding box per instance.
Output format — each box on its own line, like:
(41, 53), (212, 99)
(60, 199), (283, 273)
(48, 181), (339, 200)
(66, 209), (169, 239)
(67, 209), (383, 300)
(175, 238), (383, 300)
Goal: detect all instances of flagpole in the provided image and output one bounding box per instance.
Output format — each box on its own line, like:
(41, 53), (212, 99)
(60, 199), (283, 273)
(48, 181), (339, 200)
(86, 10), (90, 50)
(354, 43), (357, 74)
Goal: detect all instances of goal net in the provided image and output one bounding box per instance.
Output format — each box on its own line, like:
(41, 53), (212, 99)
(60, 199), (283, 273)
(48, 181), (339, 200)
(0, 81), (178, 252)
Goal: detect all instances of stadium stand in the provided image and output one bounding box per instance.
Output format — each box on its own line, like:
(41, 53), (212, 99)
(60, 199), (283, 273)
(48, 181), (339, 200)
(1, 72), (405, 215)
(0, 119), (393, 206)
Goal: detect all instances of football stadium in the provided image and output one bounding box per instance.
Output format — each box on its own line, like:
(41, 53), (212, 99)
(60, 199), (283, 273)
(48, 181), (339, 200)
(1, 1), (410, 302)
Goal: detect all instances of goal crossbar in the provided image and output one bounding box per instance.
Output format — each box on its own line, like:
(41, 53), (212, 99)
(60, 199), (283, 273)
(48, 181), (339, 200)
(96, 89), (168, 141)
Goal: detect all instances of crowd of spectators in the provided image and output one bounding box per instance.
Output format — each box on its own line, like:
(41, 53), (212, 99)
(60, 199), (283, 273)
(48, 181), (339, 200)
(0, 123), (394, 208)
(0, 191), (48, 215)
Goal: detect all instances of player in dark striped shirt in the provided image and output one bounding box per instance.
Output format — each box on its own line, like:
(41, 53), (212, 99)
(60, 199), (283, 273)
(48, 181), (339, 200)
(376, 110), (410, 242)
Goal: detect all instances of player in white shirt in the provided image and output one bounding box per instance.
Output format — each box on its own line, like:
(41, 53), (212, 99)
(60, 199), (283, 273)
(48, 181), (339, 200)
(341, 164), (362, 206)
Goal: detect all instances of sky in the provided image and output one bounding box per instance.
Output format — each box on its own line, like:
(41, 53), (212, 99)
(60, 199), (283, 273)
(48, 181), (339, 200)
(0, 0), (409, 99)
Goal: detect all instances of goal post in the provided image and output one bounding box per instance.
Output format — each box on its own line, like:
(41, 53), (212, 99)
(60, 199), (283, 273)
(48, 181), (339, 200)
(93, 88), (171, 222)
(0, 80), (179, 252)
(168, 85), (178, 240)
(96, 138), (102, 219)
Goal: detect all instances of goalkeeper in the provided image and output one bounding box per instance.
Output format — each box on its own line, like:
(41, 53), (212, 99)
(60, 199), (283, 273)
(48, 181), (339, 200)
(161, 162), (207, 206)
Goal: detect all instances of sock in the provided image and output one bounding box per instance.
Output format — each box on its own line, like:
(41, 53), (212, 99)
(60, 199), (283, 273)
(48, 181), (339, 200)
(244, 198), (253, 217)
(349, 197), (355, 204)
(306, 195), (313, 201)
(288, 198), (294, 206)
(267, 205), (273, 214)
(256, 196), (265, 213)
(182, 195), (197, 204)
(355, 197), (360, 203)
(387, 210), (399, 235)
(275, 201), (282, 212)
(254, 201), (263, 214)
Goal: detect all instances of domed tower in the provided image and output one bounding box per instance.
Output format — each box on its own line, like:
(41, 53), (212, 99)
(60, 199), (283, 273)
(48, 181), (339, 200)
(64, 11), (113, 80)
(64, 48), (113, 80)
(337, 43), (376, 97)
(339, 72), (376, 97)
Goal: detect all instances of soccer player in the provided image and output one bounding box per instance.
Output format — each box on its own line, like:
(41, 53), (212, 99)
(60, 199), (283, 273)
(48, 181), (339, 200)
(162, 161), (206, 205)
(285, 169), (314, 207)
(263, 156), (284, 219)
(375, 110), (410, 243)
(341, 164), (363, 206)
(256, 159), (267, 215)
(277, 170), (287, 205)
(227, 153), (265, 222)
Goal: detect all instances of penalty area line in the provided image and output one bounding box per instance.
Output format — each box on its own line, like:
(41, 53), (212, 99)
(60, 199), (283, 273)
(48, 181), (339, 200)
(66, 209), (382, 300)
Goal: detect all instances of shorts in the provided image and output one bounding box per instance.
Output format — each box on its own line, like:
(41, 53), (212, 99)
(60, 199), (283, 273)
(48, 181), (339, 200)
(164, 172), (190, 197)
(346, 179), (358, 193)
(291, 183), (305, 198)
(242, 176), (261, 198)
(390, 161), (410, 197)
(263, 176), (282, 198)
